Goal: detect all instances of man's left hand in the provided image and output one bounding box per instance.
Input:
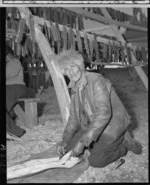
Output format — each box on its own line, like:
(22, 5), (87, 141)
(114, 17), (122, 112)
(71, 141), (84, 157)
(71, 133), (92, 157)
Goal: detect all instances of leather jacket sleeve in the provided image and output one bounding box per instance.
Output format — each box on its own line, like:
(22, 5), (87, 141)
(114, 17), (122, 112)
(84, 76), (112, 143)
(62, 93), (79, 145)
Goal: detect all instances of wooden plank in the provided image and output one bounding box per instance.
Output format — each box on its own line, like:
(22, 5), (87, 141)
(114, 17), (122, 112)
(64, 8), (147, 33)
(18, 7), (70, 125)
(84, 26), (110, 32)
(7, 151), (81, 180)
(18, 98), (40, 103)
(13, 104), (25, 125)
(18, 98), (40, 128)
(127, 36), (147, 43)
(25, 101), (38, 128)
(100, 8), (148, 91)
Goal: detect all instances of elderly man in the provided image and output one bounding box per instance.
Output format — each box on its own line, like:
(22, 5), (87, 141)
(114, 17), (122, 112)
(6, 44), (35, 137)
(57, 50), (142, 168)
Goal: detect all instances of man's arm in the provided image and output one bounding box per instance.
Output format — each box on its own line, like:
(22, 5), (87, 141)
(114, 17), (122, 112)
(84, 76), (112, 143)
(62, 94), (79, 145)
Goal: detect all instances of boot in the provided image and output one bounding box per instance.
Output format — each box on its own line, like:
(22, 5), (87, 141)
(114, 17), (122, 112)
(123, 131), (142, 155)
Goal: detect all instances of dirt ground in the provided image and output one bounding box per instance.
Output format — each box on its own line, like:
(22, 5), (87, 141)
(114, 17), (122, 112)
(7, 66), (148, 182)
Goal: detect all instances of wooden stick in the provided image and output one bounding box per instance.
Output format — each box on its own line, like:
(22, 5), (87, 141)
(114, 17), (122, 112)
(84, 26), (110, 32)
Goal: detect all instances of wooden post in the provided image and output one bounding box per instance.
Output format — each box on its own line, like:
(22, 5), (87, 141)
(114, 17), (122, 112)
(18, 7), (70, 125)
(100, 8), (148, 91)
(18, 98), (40, 128)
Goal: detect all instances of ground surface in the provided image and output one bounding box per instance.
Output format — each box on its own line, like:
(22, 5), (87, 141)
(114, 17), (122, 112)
(7, 66), (148, 182)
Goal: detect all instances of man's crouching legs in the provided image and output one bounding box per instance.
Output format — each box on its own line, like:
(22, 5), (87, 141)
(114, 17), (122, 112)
(87, 141), (127, 168)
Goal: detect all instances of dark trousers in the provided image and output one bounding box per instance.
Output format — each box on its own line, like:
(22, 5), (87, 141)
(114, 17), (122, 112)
(66, 129), (127, 168)
(6, 84), (35, 137)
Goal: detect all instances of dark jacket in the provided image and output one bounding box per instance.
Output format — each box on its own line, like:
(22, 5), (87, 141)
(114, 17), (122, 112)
(63, 71), (130, 146)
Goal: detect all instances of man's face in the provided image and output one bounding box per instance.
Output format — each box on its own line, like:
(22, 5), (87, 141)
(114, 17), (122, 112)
(65, 64), (82, 83)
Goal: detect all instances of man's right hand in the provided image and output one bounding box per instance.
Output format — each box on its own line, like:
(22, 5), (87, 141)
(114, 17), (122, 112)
(56, 141), (68, 158)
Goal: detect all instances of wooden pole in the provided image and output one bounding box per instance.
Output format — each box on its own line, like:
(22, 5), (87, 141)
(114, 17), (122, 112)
(64, 8), (147, 33)
(100, 8), (148, 91)
(127, 36), (147, 43)
(18, 7), (71, 125)
(83, 26), (110, 32)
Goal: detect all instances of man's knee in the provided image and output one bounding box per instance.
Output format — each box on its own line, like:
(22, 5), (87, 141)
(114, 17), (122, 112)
(88, 154), (108, 168)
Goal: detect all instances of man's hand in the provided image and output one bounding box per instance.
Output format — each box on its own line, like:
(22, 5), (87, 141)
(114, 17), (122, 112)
(57, 141), (67, 159)
(71, 133), (93, 157)
(71, 141), (84, 157)
(80, 132), (93, 147)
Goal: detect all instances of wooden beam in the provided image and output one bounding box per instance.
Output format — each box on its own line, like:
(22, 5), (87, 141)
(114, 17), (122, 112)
(84, 26), (110, 32)
(18, 98), (40, 128)
(100, 8), (148, 91)
(18, 7), (71, 125)
(64, 8), (147, 33)
(127, 36), (147, 43)
(88, 61), (147, 67)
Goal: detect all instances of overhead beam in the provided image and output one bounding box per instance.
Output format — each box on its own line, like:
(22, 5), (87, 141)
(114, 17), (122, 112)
(64, 8), (147, 33)
(127, 36), (147, 43)
(84, 26), (110, 32)
(100, 8), (148, 91)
